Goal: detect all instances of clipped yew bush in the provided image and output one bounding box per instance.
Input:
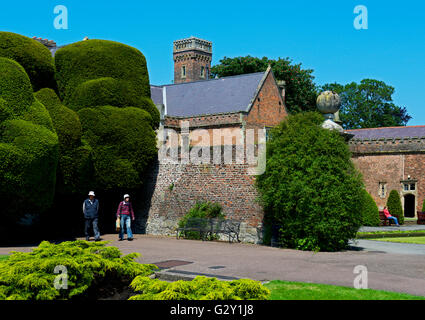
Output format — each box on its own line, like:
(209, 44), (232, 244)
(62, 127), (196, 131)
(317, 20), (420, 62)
(0, 240), (157, 300)
(256, 112), (364, 252)
(78, 106), (157, 190)
(360, 189), (380, 226)
(387, 190), (404, 225)
(129, 276), (270, 300)
(0, 57), (58, 228)
(0, 32), (56, 91)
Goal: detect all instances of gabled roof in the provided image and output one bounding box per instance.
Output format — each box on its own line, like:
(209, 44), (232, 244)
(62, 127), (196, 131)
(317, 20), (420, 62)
(347, 126), (425, 140)
(150, 69), (270, 118)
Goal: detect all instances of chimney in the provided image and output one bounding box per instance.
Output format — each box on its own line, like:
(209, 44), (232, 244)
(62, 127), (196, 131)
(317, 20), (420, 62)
(33, 36), (57, 49)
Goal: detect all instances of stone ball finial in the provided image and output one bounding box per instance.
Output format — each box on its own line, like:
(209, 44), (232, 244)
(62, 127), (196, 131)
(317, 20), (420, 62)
(317, 91), (341, 115)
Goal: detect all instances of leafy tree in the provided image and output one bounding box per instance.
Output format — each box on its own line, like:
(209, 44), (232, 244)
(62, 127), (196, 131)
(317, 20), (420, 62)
(386, 190), (404, 225)
(211, 56), (318, 114)
(322, 79), (411, 129)
(256, 112), (364, 252)
(360, 189), (380, 226)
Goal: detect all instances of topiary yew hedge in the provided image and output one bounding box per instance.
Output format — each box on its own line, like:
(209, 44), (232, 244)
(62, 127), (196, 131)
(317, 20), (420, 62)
(360, 189), (380, 226)
(0, 32), (56, 91)
(256, 112), (365, 252)
(0, 57), (58, 227)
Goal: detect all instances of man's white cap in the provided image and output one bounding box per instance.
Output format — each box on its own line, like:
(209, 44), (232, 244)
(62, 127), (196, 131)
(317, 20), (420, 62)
(123, 194), (130, 199)
(88, 191), (95, 196)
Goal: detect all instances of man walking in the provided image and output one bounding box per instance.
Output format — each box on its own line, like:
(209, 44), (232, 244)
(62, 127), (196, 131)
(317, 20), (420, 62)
(117, 194), (135, 241)
(83, 191), (101, 241)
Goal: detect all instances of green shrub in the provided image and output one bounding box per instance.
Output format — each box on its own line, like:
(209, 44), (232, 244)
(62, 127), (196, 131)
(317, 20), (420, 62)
(54, 40), (151, 108)
(22, 99), (54, 131)
(129, 276), (270, 300)
(0, 240), (157, 300)
(256, 112), (364, 252)
(0, 57), (34, 116)
(0, 32), (56, 91)
(422, 198), (425, 212)
(387, 190), (404, 225)
(0, 119), (58, 222)
(360, 189), (380, 226)
(78, 106), (157, 190)
(178, 202), (225, 240)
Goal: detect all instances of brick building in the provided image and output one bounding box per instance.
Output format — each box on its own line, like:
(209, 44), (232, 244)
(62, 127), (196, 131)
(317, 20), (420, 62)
(347, 126), (425, 218)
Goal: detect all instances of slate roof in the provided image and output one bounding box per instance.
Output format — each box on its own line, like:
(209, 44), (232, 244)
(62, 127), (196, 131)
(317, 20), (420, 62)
(347, 126), (425, 140)
(150, 71), (267, 117)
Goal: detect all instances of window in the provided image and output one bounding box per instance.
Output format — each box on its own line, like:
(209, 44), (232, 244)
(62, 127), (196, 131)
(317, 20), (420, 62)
(181, 65), (186, 78)
(404, 184), (409, 191)
(410, 184), (416, 191)
(200, 66), (205, 78)
(379, 182), (387, 198)
(265, 127), (272, 142)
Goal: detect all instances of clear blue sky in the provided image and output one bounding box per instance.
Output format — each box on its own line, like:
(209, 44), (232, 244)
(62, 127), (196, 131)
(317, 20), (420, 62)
(1, 0), (424, 124)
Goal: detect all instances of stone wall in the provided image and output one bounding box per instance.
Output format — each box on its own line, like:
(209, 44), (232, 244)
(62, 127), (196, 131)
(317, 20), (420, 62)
(134, 159), (264, 244)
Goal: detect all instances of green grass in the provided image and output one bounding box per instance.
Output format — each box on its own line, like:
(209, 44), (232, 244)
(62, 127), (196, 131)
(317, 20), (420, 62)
(370, 236), (425, 244)
(357, 229), (425, 239)
(0, 255), (9, 261)
(264, 280), (425, 300)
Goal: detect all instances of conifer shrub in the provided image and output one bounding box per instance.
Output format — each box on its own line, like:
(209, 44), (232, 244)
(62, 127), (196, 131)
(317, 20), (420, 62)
(0, 240), (158, 300)
(386, 190), (404, 225)
(0, 32), (56, 91)
(360, 189), (380, 226)
(129, 276), (270, 300)
(78, 106), (157, 190)
(256, 112), (364, 252)
(54, 40), (151, 110)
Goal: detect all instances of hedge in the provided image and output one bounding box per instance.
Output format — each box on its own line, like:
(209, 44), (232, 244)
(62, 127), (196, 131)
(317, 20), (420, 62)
(78, 106), (157, 190)
(256, 112), (364, 252)
(0, 57), (34, 116)
(0, 32), (56, 91)
(0, 119), (58, 223)
(54, 40), (151, 107)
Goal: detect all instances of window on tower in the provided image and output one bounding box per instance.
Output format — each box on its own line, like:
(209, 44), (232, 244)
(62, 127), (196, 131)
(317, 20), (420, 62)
(181, 65), (186, 78)
(200, 66), (205, 78)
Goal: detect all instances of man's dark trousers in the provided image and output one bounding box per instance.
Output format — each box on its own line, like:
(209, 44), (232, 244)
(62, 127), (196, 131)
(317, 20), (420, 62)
(85, 218), (100, 240)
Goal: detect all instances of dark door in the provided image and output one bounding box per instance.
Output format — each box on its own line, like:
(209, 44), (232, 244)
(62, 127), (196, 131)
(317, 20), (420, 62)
(404, 194), (415, 218)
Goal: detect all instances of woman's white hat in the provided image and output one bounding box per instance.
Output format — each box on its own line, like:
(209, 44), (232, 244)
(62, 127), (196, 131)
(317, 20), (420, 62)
(123, 194), (130, 199)
(88, 191), (95, 196)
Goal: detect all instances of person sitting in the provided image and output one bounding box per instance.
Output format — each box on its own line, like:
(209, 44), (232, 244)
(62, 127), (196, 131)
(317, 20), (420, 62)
(383, 206), (400, 227)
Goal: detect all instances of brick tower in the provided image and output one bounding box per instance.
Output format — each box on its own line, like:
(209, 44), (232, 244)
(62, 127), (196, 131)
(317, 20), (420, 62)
(173, 37), (212, 84)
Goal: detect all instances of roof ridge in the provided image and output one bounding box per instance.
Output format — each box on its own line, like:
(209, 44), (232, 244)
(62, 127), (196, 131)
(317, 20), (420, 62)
(347, 125), (425, 132)
(153, 71), (266, 87)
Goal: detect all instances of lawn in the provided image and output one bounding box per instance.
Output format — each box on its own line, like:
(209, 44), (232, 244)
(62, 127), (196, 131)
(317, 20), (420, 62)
(370, 236), (425, 244)
(0, 255), (9, 261)
(264, 280), (425, 300)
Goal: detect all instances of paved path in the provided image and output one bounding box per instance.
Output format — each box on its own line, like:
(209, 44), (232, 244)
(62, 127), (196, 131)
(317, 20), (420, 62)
(350, 239), (425, 255)
(2, 234), (425, 297)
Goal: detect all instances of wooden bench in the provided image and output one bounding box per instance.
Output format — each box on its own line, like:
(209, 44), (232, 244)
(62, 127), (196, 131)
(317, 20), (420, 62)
(176, 217), (241, 243)
(418, 211), (425, 225)
(379, 211), (391, 226)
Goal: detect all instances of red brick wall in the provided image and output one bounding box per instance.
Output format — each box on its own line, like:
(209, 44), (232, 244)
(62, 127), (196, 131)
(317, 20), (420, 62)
(173, 51), (211, 84)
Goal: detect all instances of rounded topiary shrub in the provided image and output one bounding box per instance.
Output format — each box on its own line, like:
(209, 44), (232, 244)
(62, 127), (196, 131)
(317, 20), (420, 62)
(0, 32), (56, 91)
(54, 40), (151, 107)
(0, 57), (34, 116)
(78, 106), (157, 191)
(386, 190), (404, 225)
(256, 112), (364, 252)
(360, 189), (380, 226)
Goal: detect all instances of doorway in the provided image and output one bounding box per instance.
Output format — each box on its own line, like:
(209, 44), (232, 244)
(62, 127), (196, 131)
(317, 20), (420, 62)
(404, 194), (415, 218)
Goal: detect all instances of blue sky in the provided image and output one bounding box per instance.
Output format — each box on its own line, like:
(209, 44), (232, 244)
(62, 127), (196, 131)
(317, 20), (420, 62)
(1, 0), (424, 124)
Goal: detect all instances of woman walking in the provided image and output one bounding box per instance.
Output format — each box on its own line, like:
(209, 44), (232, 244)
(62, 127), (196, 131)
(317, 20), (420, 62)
(117, 194), (135, 241)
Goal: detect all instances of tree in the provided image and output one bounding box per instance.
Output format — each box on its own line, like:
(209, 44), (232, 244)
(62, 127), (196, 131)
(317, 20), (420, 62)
(211, 56), (318, 114)
(256, 112), (364, 252)
(360, 189), (380, 226)
(322, 79), (411, 129)
(386, 190), (404, 225)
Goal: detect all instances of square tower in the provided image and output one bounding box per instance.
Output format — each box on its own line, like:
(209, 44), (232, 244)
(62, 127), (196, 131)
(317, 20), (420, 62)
(173, 37), (212, 84)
